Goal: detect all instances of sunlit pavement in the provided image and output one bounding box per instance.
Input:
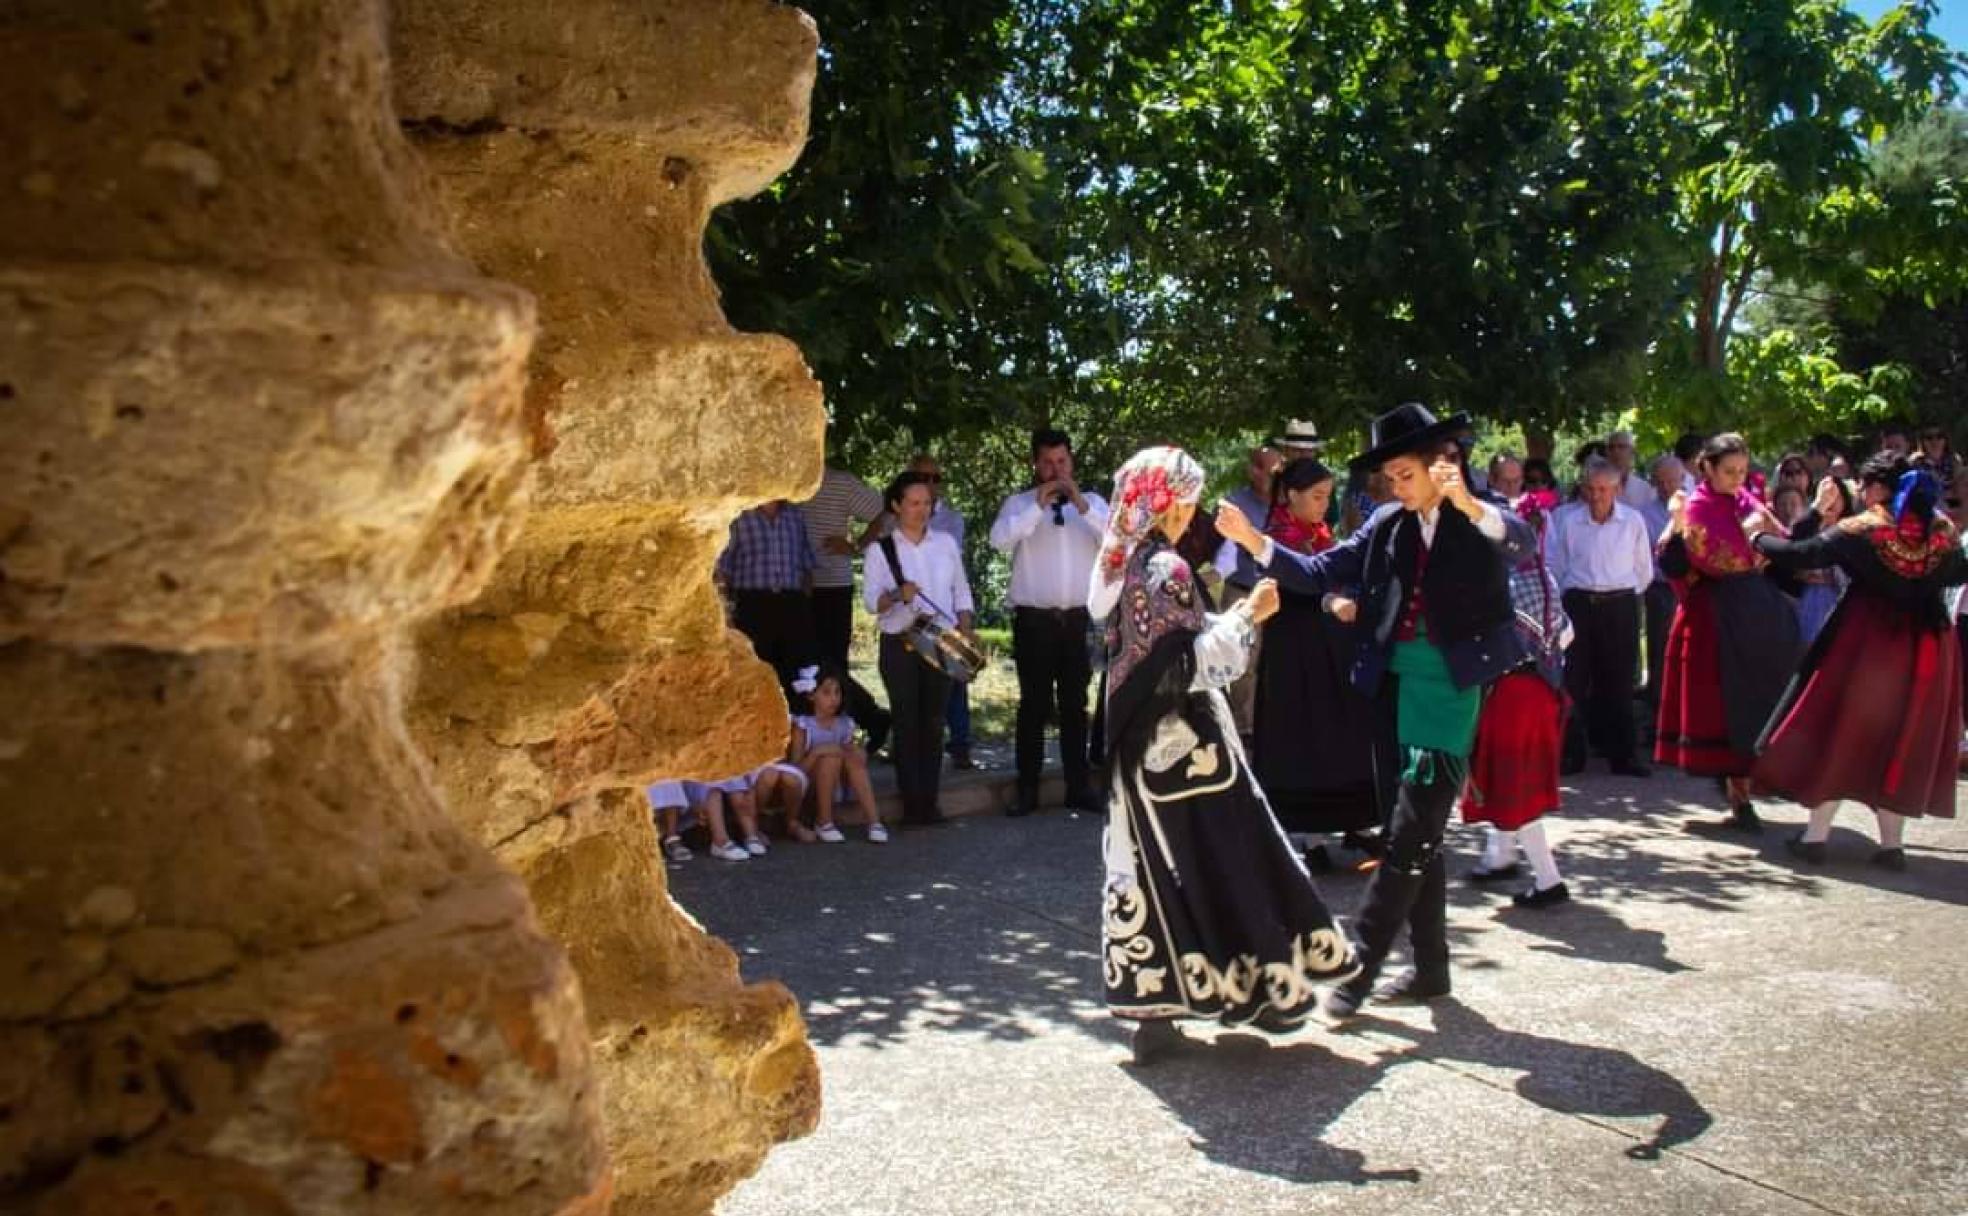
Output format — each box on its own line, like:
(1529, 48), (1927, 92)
(673, 767), (1968, 1216)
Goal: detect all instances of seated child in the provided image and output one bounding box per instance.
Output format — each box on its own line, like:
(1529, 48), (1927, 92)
(683, 774), (766, 862)
(647, 780), (694, 862)
(789, 664), (888, 844)
(751, 760), (816, 844)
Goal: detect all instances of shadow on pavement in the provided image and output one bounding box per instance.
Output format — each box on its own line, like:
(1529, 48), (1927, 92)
(1124, 999), (1712, 1185)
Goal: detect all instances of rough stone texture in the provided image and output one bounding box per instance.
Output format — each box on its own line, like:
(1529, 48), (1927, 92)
(0, 4), (607, 1213)
(391, 3), (827, 1213)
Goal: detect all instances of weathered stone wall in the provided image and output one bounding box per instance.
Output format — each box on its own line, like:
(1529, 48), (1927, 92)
(0, 3), (608, 1214)
(391, 3), (826, 1213)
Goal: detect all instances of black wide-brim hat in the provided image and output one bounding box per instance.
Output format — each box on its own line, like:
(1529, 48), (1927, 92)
(1349, 402), (1474, 473)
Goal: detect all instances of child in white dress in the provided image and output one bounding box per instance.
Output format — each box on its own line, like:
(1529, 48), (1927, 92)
(790, 664), (888, 843)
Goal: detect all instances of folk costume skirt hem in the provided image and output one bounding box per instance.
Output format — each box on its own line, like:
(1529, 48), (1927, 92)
(1754, 595), (1962, 819)
(1461, 670), (1564, 831)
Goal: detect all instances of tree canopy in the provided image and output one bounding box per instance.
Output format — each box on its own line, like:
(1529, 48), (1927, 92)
(709, 0), (1966, 475)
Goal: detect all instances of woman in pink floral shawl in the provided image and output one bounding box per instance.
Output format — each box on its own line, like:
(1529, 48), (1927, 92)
(1654, 433), (1803, 830)
(1088, 447), (1356, 1063)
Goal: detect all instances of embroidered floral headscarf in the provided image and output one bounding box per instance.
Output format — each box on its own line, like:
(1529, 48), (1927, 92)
(1088, 445), (1207, 619)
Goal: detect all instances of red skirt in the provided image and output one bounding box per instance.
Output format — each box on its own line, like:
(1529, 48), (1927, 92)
(1754, 596), (1962, 818)
(1461, 671), (1564, 831)
(1654, 582), (1745, 777)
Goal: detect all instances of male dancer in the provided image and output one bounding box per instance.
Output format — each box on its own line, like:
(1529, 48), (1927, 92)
(1218, 403), (1530, 1021)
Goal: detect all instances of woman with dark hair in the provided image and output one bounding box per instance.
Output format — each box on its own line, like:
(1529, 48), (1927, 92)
(1251, 458), (1390, 868)
(1748, 456), (1965, 868)
(863, 471), (974, 826)
(1521, 457), (1558, 494)
(1775, 454), (1812, 499)
(1654, 433), (1803, 831)
(1089, 447), (1355, 1061)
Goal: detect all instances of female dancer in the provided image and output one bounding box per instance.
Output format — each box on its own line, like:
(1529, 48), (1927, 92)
(1654, 433), (1802, 831)
(1748, 458), (1965, 868)
(1251, 457), (1389, 868)
(1462, 486), (1575, 907)
(1090, 447), (1356, 1062)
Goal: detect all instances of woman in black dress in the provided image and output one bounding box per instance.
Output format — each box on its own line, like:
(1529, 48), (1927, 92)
(1089, 446), (1357, 1062)
(1250, 458), (1390, 867)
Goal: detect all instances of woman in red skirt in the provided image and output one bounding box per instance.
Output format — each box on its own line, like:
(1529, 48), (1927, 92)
(1655, 434), (1803, 831)
(1747, 456), (1966, 869)
(1462, 488), (1574, 907)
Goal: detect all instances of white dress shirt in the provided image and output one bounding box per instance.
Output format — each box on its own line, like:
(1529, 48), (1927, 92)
(1618, 472), (1656, 511)
(864, 527), (973, 634)
(1545, 500), (1655, 595)
(989, 488), (1111, 610)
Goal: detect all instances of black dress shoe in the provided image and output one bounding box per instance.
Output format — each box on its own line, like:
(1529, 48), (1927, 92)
(903, 809), (949, 827)
(1467, 862), (1522, 884)
(1610, 759), (1652, 778)
(1512, 881), (1571, 909)
(1129, 1018), (1186, 1065)
(1006, 798), (1036, 818)
(947, 746), (976, 771)
(1785, 834), (1827, 865)
(1869, 846), (1907, 872)
(1730, 801), (1763, 832)
(1371, 968), (1452, 1004)
(1067, 788), (1106, 814)
(1315, 981), (1368, 1027)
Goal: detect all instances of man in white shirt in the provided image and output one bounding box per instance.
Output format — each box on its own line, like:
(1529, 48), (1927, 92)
(989, 428), (1110, 816)
(1605, 430), (1657, 511)
(1547, 457), (1656, 777)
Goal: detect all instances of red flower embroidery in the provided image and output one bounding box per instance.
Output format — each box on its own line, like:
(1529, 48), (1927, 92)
(1148, 489), (1172, 514)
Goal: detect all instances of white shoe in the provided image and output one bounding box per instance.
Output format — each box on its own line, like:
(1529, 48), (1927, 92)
(662, 835), (693, 863)
(867, 823), (890, 844)
(743, 835), (770, 856)
(815, 823), (846, 844)
(710, 841), (750, 863)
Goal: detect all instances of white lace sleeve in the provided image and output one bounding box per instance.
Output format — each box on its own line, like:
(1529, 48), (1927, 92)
(1190, 608), (1255, 690)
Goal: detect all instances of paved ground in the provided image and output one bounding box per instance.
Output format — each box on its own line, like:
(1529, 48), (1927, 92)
(672, 767), (1968, 1216)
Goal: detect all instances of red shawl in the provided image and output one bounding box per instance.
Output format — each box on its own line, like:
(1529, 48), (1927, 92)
(1266, 504), (1334, 555)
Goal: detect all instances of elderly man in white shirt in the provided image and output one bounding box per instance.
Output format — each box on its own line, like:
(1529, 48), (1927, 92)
(989, 427), (1110, 816)
(1548, 457), (1657, 777)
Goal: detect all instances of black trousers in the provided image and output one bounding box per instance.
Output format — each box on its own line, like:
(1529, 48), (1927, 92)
(731, 589), (816, 685)
(811, 585), (891, 751)
(1343, 755), (1456, 993)
(1562, 589), (1642, 766)
(1012, 606), (1092, 800)
(1642, 580), (1675, 703)
(880, 633), (950, 820)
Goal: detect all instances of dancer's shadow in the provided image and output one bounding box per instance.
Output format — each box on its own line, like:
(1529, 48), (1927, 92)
(1496, 900), (1694, 974)
(1121, 1031), (1425, 1187)
(1125, 1000), (1713, 1183)
(1384, 1001), (1714, 1160)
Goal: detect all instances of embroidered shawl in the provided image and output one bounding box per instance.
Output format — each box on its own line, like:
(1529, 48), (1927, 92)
(1682, 480), (1766, 577)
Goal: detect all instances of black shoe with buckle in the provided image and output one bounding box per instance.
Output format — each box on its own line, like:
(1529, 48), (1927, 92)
(1512, 881), (1571, 909)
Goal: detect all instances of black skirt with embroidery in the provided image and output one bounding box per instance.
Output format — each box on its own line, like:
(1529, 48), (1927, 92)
(1103, 629), (1358, 1025)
